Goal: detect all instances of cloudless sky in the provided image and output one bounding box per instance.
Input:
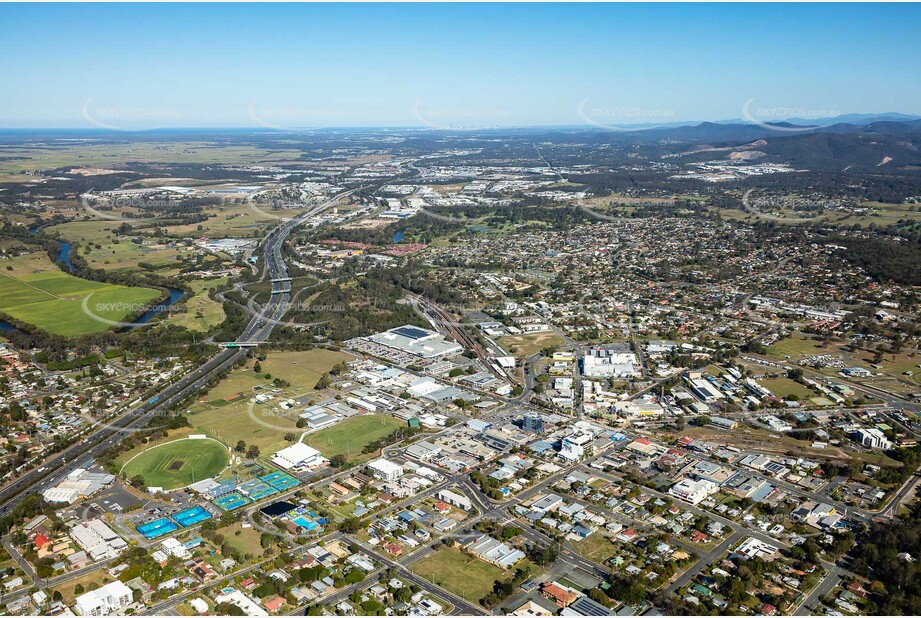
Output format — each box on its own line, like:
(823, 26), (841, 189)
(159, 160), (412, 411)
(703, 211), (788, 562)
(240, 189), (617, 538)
(1, 3), (920, 128)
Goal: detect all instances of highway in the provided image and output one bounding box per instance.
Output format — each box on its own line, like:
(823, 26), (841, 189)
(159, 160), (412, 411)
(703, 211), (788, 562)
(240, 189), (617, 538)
(0, 189), (355, 517)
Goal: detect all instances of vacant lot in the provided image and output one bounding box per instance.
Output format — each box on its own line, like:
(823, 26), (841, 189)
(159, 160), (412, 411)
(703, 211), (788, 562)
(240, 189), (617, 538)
(121, 437), (229, 489)
(498, 331), (565, 357)
(759, 377), (814, 399)
(191, 399), (300, 456)
(0, 251), (160, 336)
(575, 533), (615, 564)
(219, 521), (267, 559)
(766, 334), (826, 360)
(51, 569), (114, 605)
(410, 546), (503, 605)
(305, 415), (405, 459)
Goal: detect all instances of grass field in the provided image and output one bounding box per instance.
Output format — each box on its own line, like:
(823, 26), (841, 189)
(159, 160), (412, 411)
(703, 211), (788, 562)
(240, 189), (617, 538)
(165, 277), (227, 331)
(765, 334), (826, 360)
(498, 331), (565, 358)
(121, 437), (229, 489)
(219, 522), (268, 559)
(759, 377), (814, 399)
(188, 349), (354, 454)
(575, 533), (615, 564)
(305, 415), (405, 459)
(410, 546), (504, 605)
(0, 251), (161, 336)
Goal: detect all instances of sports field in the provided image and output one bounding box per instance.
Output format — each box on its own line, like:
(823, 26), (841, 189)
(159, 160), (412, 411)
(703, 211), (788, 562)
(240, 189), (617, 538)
(0, 252), (161, 336)
(305, 415), (405, 459)
(121, 438), (229, 489)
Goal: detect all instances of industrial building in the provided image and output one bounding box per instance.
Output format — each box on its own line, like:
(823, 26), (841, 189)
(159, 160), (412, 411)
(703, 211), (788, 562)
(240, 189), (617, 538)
(69, 519), (127, 561)
(271, 442), (326, 470)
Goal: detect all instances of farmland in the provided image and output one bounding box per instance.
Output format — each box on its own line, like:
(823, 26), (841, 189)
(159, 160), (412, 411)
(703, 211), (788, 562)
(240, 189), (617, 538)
(0, 251), (161, 336)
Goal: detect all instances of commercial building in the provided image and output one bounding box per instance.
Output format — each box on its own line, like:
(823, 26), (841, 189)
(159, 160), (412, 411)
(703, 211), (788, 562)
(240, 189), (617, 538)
(669, 478), (719, 506)
(851, 427), (892, 450)
(466, 534), (526, 569)
(688, 378), (724, 402)
(559, 432), (594, 462)
(436, 488), (472, 511)
(581, 347), (638, 378)
(368, 325), (463, 358)
(519, 414), (544, 434)
(74, 580), (133, 616)
(736, 537), (780, 561)
(366, 458), (404, 481)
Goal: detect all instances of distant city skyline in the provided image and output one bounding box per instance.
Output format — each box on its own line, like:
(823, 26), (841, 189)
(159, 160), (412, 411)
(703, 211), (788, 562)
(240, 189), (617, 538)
(2, 3), (920, 129)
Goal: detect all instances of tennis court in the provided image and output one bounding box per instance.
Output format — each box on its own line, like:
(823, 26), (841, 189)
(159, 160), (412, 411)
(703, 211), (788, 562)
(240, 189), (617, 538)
(214, 493), (250, 511)
(238, 478), (278, 501)
(173, 505), (212, 527)
(137, 517), (178, 539)
(260, 471), (300, 491)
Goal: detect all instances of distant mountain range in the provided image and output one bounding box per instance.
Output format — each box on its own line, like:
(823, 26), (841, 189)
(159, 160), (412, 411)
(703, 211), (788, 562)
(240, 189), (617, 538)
(610, 114), (921, 174)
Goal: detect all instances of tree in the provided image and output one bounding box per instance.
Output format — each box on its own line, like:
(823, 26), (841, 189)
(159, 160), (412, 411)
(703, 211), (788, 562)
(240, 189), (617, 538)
(234, 440), (246, 453)
(246, 445), (260, 460)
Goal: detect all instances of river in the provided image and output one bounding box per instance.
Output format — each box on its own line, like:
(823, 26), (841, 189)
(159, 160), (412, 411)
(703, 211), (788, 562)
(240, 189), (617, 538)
(119, 287), (186, 331)
(56, 240), (75, 273)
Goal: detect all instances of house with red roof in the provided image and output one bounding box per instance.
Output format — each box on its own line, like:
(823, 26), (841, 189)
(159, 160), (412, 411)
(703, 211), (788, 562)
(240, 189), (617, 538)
(263, 596), (286, 612)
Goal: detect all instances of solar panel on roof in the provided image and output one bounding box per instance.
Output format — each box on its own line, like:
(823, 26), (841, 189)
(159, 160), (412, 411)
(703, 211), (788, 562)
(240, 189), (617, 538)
(392, 326), (430, 340)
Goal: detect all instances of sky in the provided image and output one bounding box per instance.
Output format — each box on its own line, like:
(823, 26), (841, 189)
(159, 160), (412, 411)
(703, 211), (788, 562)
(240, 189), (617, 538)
(1, 2), (920, 129)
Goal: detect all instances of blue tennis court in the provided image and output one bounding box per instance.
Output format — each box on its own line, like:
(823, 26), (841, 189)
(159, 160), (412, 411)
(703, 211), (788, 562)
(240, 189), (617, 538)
(137, 517), (178, 539)
(173, 506), (212, 527)
(214, 493), (250, 511)
(239, 478), (278, 501)
(260, 471), (300, 491)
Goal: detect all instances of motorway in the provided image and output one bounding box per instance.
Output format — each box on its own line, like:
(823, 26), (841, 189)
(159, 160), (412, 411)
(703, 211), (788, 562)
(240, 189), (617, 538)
(0, 190), (355, 518)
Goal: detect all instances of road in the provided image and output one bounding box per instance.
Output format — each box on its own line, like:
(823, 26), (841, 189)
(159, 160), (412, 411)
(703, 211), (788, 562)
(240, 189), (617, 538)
(0, 189), (355, 517)
(792, 563), (845, 616)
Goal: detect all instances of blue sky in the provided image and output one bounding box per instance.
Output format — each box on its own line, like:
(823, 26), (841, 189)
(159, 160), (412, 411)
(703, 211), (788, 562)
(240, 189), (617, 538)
(1, 3), (919, 128)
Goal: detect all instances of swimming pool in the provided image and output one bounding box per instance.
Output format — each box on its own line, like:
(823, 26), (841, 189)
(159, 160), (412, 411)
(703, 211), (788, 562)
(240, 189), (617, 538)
(292, 517), (318, 531)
